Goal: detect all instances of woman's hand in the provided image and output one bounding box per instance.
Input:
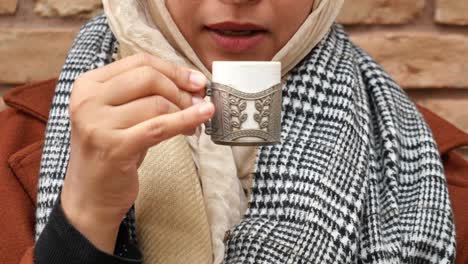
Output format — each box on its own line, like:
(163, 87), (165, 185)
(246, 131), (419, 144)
(60, 53), (214, 254)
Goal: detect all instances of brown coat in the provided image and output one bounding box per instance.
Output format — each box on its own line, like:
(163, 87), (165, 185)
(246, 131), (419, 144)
(0, 79), (56, 264)
(0, 79), (467, 264)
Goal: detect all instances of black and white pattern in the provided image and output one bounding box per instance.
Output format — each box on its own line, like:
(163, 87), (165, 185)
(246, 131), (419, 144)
(35, 15), (456, 263)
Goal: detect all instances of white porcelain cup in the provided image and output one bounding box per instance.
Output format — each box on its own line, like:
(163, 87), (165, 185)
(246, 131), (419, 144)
(205, 61), (282, 146)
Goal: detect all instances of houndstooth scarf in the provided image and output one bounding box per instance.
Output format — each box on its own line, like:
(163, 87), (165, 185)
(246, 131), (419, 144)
(35, 15), (456, 263)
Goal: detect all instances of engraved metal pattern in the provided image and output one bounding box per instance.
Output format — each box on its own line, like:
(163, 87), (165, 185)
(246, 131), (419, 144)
(205, 82), (282, 146)
(254, 95), (273, 130)
(228, 95), (248, 130)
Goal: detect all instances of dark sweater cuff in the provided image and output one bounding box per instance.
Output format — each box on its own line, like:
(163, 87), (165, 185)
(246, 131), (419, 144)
(35, 198), (142, 264)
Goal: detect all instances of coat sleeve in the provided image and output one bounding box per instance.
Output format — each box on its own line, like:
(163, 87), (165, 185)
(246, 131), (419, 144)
(34, 198), (142, 264)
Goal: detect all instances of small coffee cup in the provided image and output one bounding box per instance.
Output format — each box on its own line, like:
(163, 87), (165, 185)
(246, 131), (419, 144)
(205, 61), (282, 146)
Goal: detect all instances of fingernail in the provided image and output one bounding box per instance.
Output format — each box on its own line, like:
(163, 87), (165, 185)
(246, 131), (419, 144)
(192, 96), (205, 105)
(199, 103), (213, 116)
(189, 71), (207, 88)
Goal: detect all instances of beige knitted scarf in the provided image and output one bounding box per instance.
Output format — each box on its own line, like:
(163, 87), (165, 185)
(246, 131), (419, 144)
(102, 1), (344, 263)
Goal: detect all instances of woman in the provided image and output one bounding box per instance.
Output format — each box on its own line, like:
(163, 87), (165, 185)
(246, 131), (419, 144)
(32, 0), (455, 263)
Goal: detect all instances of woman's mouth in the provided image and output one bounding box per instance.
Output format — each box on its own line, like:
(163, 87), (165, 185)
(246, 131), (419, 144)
(205, 22), (268, 53)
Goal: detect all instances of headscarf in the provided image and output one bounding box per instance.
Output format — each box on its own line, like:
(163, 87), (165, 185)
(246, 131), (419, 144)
(102, 1), (344, 263)
(103, 0), (344, 78)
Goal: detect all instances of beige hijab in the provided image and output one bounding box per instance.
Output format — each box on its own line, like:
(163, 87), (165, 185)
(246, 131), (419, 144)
(102, 1), (344, 263)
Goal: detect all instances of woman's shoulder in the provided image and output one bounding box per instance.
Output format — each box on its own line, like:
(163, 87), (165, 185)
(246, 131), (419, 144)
(0, 79), (57, 211)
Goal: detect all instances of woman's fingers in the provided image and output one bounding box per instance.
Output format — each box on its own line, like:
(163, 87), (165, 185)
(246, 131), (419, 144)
(102, 65), (196, 110)
(108, 95), (180, 129)
(63, 53), (212, 249)
(122, 102), (214, 152)
(83, 53), (207, 92)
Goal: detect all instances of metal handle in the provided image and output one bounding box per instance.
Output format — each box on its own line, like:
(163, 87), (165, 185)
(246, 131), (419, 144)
(204, 82), (213, 135)
(205, 81), (213, 97)
(204, 120), (213, 135)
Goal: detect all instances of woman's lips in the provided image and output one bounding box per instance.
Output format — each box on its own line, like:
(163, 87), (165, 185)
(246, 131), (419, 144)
(205, 22), (268, 53)
(207, 30), (266, 52)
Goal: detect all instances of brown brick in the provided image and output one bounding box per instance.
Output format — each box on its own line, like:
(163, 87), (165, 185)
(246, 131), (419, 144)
(0, 0), (17, 15)
(0, 29), (78, 84)
(351, 32), (468, 89)
(35, 0), (102, 17)
(338, 0), (426, 25)
(435, 0), (468, 25)
(408, 89), (468, 134)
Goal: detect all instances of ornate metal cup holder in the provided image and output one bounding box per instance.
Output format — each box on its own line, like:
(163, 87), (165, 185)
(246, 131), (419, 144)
(205, 82), (282, 146)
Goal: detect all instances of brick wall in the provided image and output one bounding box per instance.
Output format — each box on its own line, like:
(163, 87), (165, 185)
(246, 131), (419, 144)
(1, 0), (467, 138)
